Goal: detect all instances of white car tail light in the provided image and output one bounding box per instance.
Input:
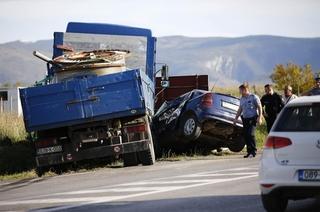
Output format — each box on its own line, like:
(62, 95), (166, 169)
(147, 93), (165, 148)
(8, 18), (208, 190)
(264, 136), (292, 149)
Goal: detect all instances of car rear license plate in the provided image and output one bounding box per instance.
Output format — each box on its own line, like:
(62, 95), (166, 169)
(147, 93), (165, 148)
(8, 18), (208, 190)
(37, 145), (63, 155)
(221, 101), (238, 111)
(298, 170), (320, 181)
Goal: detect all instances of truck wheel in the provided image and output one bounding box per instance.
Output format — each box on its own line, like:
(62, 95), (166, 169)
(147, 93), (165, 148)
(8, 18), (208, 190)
(139, 119), (156, 165)
(36, 167), (46, 177)
(261, 193), (288, 212)
(123, 152), (139, 167)
(179, 113), (201, 141)
(151, 131), (162, 159)
(139, 141), (156, 166)
(52, 165), (65, 175)
(227, 136), (246, 152)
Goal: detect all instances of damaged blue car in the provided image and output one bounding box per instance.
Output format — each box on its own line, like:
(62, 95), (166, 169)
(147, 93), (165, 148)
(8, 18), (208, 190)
(152, 89), (245, 153)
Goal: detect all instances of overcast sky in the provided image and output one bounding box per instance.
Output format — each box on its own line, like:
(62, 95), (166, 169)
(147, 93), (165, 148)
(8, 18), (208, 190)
(0, 0), (319, 43)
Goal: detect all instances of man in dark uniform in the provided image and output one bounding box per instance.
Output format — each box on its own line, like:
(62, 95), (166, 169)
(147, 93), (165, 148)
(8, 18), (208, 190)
(260, 84), (284, 133)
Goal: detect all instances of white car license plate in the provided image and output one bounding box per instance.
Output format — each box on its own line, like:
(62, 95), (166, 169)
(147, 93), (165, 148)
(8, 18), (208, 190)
(221, 101), (238, 111)
(37, 145), (63, 155)
(298, 170), (320, 181)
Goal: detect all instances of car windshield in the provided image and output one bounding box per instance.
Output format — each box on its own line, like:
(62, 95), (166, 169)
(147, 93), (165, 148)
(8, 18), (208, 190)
(274, 104), (320, 132)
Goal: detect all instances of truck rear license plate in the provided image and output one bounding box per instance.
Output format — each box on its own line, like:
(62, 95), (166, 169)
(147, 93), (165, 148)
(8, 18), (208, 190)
(37, 145), (63, 155)
(298, 170), (320, 181)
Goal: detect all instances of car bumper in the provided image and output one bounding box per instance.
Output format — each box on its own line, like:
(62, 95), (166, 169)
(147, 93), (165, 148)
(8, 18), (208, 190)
(36, 139), (151, 167)
(199, 112), (243, 128)
(259, 149), (320, 198)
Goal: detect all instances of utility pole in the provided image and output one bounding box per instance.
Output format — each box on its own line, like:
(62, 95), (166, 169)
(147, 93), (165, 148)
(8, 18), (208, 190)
(0, 97), (2, 114)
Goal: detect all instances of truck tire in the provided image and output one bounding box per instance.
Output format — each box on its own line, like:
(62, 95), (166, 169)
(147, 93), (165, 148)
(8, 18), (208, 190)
(139, 119), (156, 165)
(261, 193), (288, 212)
(36, 167), (45, 177)
(227, 136), (246, 152)
(179, 113), (201, 141)
(139, 141), (156, 165)
(123, 152), (139, 167)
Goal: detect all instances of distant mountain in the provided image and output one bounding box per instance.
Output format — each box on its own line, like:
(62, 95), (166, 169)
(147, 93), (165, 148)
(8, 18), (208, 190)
(1, 36), (320, 87)
(157, 36), (320, 86)
(0, 40), (52, 85)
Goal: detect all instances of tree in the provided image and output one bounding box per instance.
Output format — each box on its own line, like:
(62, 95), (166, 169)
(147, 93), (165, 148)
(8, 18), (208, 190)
(1, 82), (11, 88)
(270, 63), (315, 95)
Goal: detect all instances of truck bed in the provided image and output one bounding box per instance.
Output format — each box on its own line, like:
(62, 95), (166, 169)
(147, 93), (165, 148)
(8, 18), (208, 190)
(20, 69), (154, 132)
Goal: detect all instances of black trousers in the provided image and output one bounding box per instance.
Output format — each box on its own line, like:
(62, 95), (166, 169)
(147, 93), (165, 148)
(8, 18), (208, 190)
(265, 115), (277, 133)
(242, 116), (257, 155)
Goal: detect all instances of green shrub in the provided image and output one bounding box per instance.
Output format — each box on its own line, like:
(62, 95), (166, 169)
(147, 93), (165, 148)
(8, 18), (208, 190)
(256, 122), (267, 149)
(0, 113), (28, 144)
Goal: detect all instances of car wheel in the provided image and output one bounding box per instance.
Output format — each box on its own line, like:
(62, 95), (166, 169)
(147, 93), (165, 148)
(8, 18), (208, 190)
(261, 193), (288, 212)
(227, 136), (246, 152)
(179, 113), (201, 141)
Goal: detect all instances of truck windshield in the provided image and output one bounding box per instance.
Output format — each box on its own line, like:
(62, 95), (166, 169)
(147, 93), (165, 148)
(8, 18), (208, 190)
(62, 32), (147, 73)
(274, 104), (320, 132)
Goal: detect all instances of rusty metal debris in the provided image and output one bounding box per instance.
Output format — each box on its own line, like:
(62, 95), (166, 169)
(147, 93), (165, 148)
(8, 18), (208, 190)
(55, 44), (74, 52)
(53, 49), (130, 72)
(33, 49), (131, 82)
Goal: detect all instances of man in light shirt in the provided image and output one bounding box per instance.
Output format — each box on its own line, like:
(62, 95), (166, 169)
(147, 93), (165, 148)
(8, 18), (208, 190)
(234, 82), (263, 158)
(283, 85), (298, 105)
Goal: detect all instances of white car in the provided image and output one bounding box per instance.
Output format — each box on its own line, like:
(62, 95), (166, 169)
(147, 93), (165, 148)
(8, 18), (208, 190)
(259, 96), (320, 212)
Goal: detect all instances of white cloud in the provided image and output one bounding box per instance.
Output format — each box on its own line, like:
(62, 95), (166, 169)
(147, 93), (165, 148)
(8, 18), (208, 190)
(0, 0), (319, 43)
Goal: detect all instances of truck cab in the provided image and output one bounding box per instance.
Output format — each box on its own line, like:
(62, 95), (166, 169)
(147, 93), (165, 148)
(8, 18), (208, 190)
(20, 22), (168, 176)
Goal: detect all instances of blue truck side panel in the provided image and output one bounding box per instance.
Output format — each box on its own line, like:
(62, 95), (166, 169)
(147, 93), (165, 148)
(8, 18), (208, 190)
(20, 69), (152, 132)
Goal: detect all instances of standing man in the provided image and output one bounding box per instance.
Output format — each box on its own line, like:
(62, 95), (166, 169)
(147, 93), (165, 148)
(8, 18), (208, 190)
(260, 84), (284, 132)
(303, 73), (320, 96)
(234, 83), (263, 158)
(283, 85), (298, 104)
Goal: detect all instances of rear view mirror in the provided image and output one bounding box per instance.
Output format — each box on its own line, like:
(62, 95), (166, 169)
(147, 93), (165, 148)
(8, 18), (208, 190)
(161, 65), (169, 88)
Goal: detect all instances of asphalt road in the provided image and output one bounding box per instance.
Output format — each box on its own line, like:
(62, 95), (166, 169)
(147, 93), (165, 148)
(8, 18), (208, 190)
(0, 156), (319, 212)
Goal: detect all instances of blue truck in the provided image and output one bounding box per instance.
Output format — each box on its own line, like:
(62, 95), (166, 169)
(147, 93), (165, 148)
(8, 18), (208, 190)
(20, 22), (169, 176)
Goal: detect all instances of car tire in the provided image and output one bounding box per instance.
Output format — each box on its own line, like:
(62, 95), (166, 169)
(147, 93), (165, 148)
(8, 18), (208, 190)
(261, 193), (288, 212)
(227, 136), (246, 152)
(179, 113), (202, 141)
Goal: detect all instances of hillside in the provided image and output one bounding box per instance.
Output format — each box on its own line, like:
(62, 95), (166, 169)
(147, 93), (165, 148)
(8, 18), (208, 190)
(1, 36), (320, 87)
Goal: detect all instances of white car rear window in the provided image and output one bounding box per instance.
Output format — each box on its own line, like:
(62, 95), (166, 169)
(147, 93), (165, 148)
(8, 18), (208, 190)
(275, 104), (320, 131)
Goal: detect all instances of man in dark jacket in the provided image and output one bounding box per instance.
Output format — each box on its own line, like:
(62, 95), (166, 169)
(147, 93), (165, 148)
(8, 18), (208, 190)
(303, 73), (320, 96)
(260, 84), (284, 132)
